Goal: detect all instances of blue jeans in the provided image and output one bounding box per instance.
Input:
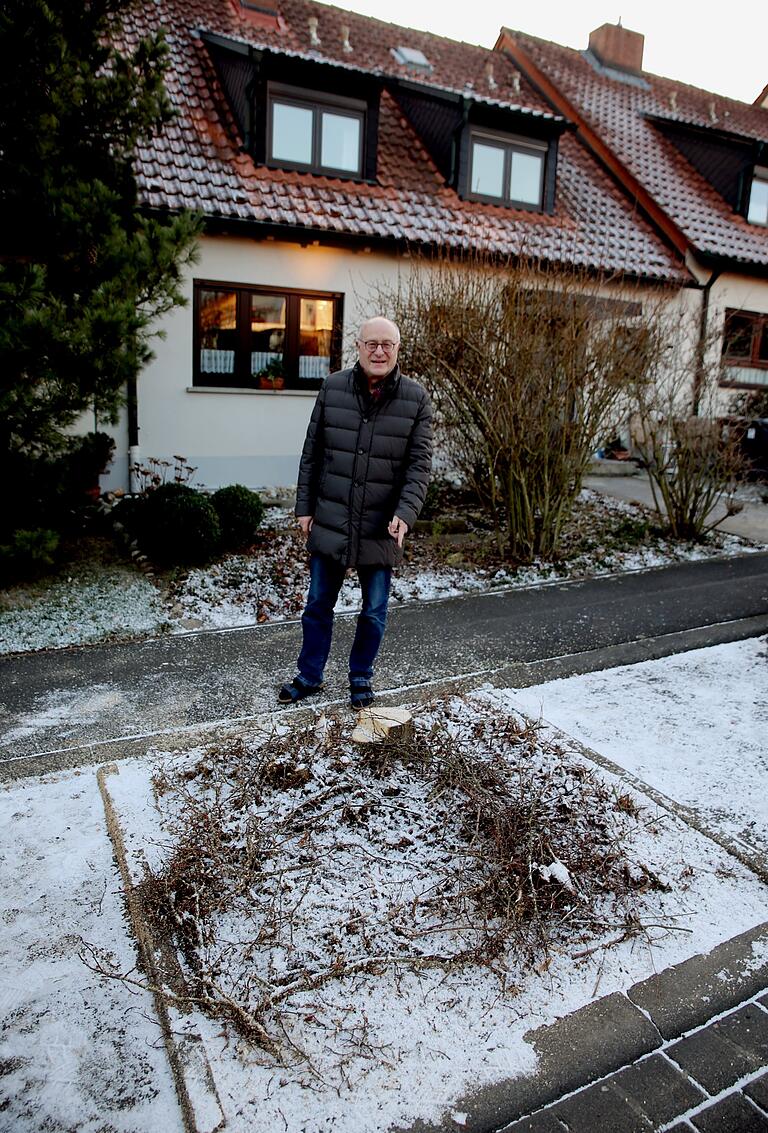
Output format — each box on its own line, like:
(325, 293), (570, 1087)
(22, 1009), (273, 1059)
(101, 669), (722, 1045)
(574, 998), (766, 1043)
(296, 553), (392, 688)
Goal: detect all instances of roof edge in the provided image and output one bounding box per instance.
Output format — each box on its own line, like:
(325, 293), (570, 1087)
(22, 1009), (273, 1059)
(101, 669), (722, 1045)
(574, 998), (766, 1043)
(199, 28), (563, 118)
(646, 112), (765, 150)
(140, 210), (686, 284)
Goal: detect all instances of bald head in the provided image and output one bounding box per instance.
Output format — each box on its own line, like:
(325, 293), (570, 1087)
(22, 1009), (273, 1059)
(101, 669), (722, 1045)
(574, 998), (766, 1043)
(358, 316), (400, 343)
(357, 316), (401, 381)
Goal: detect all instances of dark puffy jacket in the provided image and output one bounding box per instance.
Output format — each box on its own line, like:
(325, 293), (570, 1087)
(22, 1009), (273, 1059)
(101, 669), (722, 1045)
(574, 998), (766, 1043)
(295, 363), (433, 567)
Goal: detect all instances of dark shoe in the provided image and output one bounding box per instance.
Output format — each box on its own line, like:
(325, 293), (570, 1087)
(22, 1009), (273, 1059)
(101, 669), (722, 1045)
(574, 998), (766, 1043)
(278, 677), (324, 705)
(349, 681), (375, 710)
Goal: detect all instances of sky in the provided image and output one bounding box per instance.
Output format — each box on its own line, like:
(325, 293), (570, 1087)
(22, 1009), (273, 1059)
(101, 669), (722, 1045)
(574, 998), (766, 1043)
(332, 0), (767, 104)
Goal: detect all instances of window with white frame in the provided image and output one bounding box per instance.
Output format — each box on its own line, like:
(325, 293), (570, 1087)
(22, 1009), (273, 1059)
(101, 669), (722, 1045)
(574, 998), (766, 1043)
(194, 282), (343, 390)
(468, 130), (546, 208)
(747, 167), (768, 226)
(268, 86), (364, 176)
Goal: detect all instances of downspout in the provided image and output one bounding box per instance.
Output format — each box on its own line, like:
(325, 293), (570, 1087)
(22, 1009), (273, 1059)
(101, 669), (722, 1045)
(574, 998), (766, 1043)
(127, 372), (141, 493)
(692, 267), (721, 415)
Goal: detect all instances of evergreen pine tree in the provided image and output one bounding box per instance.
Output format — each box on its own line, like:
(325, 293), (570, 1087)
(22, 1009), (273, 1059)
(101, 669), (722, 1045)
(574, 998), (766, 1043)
(0, 0), (201, 465)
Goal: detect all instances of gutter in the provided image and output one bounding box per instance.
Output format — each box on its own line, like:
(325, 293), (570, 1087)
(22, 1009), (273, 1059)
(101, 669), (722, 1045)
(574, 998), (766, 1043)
(189, 211), (686, 284)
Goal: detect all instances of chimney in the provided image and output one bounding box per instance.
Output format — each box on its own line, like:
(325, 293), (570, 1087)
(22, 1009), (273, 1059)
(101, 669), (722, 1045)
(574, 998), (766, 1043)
(588, 22), (644, 74)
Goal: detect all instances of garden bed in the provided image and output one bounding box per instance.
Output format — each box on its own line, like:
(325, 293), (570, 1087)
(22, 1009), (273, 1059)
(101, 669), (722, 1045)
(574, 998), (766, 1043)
(83, 687), (768, 1133)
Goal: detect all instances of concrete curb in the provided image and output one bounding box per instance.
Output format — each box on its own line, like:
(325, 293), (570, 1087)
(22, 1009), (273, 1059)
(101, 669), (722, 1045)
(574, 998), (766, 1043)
(397, 923), (768, 1133)
(629, 924), (768, 1040)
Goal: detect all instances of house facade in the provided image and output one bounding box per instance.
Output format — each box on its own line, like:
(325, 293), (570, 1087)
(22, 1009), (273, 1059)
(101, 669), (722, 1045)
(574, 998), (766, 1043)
(97, 0), (768, 493)
(496, 22), (768, 413)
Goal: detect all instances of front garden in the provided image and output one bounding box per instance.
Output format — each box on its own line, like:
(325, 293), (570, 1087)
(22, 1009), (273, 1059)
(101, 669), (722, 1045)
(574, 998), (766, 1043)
(0, 471), (761, 656)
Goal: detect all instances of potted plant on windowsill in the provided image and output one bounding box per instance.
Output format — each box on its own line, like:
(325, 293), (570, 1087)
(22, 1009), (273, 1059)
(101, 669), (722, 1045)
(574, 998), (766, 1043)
(257, 357), (285, 391)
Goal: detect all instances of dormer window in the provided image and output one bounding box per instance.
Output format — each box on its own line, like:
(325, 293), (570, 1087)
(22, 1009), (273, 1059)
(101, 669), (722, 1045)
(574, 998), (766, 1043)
(468, 130), (546, 208)
(268, 85), (365, 176)
(747, 167), (768, 226)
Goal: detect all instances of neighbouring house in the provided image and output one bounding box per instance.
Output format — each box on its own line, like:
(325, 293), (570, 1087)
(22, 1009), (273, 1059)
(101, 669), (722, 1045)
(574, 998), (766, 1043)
(96, 0), (768, 492)
(496, 22), (768, 414)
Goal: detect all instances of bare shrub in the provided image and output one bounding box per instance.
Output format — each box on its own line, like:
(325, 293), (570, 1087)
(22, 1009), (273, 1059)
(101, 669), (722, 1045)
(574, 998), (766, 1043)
(727, 387), (768, 419)
(374, 252), (658, 562)
(624, 311), (745, 540)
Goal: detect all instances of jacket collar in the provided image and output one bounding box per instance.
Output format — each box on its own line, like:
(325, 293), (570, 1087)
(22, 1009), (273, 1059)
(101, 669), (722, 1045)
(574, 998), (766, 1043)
(353, 361), (400, 401)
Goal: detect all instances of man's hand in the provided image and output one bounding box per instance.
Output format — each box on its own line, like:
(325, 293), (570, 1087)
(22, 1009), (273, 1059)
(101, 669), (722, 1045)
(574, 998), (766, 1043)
(388, 515), (408, 547)
(297, 515), (313, 539)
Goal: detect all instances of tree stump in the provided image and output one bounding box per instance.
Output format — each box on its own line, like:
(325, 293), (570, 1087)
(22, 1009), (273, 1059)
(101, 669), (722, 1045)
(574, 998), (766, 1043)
(351, 706), (413, 745)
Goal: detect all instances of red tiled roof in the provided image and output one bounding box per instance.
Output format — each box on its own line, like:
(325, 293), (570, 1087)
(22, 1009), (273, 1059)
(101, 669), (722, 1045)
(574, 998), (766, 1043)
(122, 0), (687, 282)
(174, 0), (559, 116)
(502, 29), (768, 269)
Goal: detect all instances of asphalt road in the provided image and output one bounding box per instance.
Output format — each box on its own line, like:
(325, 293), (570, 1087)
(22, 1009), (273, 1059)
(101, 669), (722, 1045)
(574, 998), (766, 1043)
(1, 550), (766, 778)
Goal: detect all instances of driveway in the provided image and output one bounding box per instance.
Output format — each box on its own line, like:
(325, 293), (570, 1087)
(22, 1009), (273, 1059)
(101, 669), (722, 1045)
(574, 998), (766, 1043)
(2, 551), (767, 778)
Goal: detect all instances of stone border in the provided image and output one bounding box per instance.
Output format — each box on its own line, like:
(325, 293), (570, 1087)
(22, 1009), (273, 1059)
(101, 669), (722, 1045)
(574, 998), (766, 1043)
(96, 764), (226, 1133)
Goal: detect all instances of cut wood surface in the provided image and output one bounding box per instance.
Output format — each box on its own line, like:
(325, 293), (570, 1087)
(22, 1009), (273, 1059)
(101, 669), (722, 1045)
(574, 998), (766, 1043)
(351, 706), (413, 744)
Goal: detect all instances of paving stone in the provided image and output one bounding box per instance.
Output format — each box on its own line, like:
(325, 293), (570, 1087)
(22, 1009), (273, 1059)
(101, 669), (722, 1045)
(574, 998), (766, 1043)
(690, 1092), (768, 1131)
(397, 993), (660, 1132)
(549, 1080), (653, 1132)
(714, 1006), (768, 1063)
(668, 1014), (766, 1095)
(745, 1072), (768, 1112)
(609, 1053), (706, 1125)
(628, 924), (768, 1040)
(500, 1111), (566, 1132)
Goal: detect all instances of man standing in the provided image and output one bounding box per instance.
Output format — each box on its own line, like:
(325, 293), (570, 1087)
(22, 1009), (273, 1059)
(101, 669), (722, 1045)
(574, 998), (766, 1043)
(279, 316), (432, 709)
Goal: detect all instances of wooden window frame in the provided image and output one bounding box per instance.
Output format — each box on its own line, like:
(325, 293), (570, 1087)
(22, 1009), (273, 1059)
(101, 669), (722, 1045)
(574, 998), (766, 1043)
(721, 308), (768, 389)
(466, 129), (547, 210)
(193, 280), (343, 391)
(267, 83), (366, 177)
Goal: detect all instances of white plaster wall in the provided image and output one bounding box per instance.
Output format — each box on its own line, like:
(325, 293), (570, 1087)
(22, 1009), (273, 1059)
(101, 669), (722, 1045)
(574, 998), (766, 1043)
(710, 273), (768, 315)
(105, 235), (406, 491)
(90, 232), (699, 491)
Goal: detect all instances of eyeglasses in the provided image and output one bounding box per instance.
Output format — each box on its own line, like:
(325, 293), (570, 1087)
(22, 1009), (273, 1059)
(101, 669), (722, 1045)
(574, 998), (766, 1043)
(359, 340), (400, 354)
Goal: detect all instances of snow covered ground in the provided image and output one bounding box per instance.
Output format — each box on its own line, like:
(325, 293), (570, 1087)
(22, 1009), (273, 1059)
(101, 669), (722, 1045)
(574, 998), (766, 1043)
(1, 638), (766, 1133)
(0, 491), (763, 656)
(511, 637), (768, 859)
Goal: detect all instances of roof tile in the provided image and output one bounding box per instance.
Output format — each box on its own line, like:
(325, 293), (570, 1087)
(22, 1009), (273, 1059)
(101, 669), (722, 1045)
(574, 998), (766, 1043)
(507, 29), (768, 266)
(122, 0), (687, 281)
